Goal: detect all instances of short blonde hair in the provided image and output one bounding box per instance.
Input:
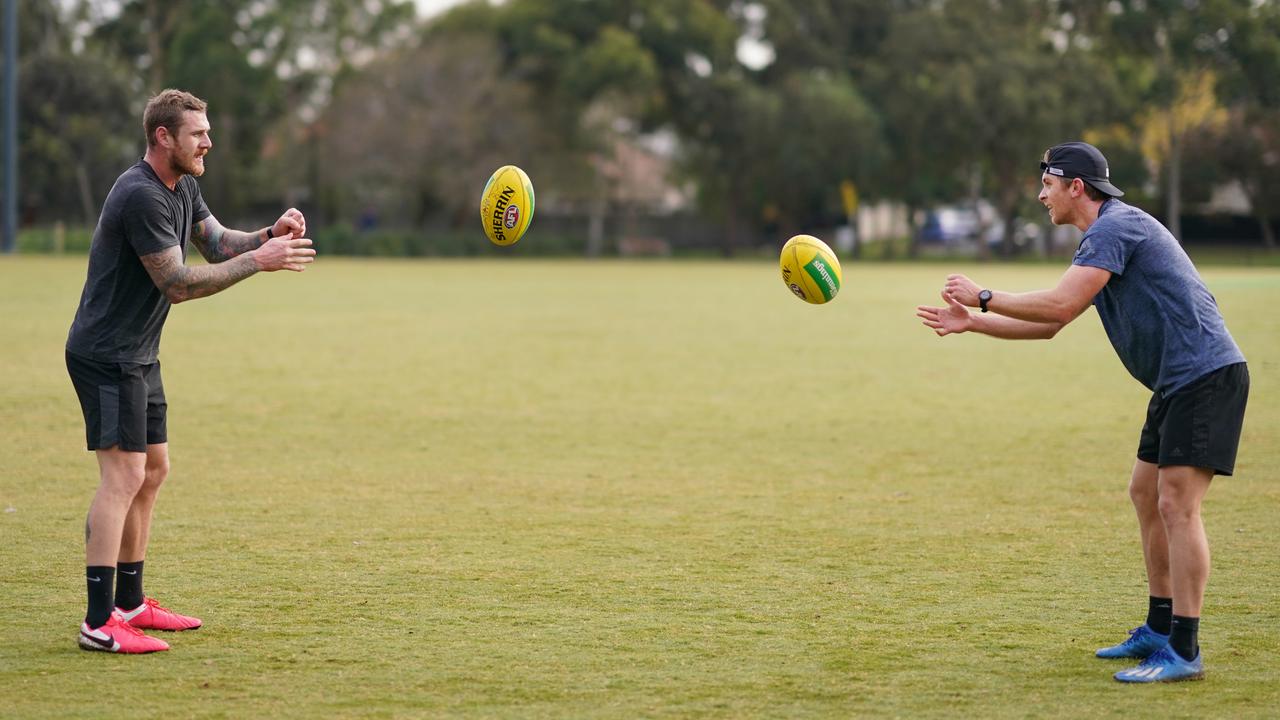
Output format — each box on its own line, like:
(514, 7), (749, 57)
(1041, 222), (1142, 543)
(143, 89), (207, 147)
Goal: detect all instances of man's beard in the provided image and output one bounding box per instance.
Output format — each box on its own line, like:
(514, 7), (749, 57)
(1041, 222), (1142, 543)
(171, 152), (205, 177)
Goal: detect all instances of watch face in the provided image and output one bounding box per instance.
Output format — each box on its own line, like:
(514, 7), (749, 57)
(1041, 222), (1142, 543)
(979, 290), (992, 300)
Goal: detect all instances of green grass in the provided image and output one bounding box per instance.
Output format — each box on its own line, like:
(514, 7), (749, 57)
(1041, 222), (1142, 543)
(1, 256), (1277, 718)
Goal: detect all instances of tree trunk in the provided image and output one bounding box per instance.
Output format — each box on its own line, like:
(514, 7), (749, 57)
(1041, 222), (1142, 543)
(1166, 128), (1183, 244)
(146, 0), (166, 92)
(1000, 201), (1019, 259)
(586, 194), (605, 258)
(721, 186), (738, 258)
(75, 163), (95, 225)
(904, 202), (919, 260)
(1258, 210), (1276, 250)
(970, 163), (990, 261)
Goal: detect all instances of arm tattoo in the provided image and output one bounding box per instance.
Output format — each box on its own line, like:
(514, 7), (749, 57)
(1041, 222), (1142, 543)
(192, 217), (269, 263)
(140, 245), (259, 303)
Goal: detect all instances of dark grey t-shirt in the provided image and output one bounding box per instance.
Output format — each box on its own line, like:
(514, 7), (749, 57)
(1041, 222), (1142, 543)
(67, 161), (211, 363)
(1073, 199), (1244, 395)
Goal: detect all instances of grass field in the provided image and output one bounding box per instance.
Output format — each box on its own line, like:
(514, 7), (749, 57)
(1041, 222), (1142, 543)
(1, 256), (1277, 718)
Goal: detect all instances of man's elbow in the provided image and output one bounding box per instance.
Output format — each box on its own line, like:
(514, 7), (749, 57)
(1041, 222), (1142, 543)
(1042, 320), (1067, 339)
(1049, 300), (1090, 327)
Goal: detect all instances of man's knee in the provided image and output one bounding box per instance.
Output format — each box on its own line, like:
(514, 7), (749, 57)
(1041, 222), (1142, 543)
(1129, 474), (1159, 512)
(101, 464), (147, 498)
(1157, 492), (1199, 527)
(144, 454), (170, 488)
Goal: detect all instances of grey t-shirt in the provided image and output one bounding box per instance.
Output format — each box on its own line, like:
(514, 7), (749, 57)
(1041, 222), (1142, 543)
(1073, 199), (1244, 395)
(67, 161), (211, 363)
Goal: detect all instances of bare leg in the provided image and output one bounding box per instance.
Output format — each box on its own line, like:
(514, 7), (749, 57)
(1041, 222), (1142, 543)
(118, 443), (170, 563)
(86, 449), (147, 566)
(1128, 459), (1171, 598)
(1157, 465), (1214, 617)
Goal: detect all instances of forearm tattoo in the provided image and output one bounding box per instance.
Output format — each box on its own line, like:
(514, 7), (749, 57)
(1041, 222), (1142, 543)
(192, 218), (268, 262)
(140, 246), (259, 303)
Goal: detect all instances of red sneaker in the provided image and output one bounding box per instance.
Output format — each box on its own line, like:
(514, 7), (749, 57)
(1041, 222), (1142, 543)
(117, 597), (203, 631)
(79, 613), (170, 653)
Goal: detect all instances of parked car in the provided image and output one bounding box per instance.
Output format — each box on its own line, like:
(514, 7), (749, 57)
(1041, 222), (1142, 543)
(917, 206), (980, 245)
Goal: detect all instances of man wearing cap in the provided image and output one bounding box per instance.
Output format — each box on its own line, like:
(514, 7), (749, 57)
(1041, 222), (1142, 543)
(916, 141), (1249, 683)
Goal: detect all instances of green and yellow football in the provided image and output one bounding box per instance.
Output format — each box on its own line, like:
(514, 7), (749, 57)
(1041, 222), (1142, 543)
(779, 234), (842, 305)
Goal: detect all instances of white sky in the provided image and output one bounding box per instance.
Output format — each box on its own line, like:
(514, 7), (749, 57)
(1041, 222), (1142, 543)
(414, 0), (467, 18)
(416, 0), (774, 69)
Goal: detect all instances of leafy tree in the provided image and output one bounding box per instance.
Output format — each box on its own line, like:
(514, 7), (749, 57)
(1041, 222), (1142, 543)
(1093, 0), (1246, 241)
(756, 0), (917, 81)
(1187, 108), (1280, 248)
(87, 0), (417, 221)
(1208, 0), (1280, 247)
(165, 3), (284, 220)
(315, 32), (543, 234)
(10, 1), (137, 225)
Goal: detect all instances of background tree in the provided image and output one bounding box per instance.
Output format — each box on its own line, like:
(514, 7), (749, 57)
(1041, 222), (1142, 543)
(1097, 0), (1246, 242)
(12, 1), (135, 225)
(315, 31), (543, 237)
(1208, 0), (1280, 248)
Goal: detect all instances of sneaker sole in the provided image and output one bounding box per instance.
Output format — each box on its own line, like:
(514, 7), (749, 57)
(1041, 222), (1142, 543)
(1116, 672), (1205, 683)
(1116, 666), (1203, 681)
(78, 634), (167, 653)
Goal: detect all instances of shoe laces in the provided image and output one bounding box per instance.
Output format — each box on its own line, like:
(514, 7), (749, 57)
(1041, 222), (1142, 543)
(108, 613), (147, 638)
(142, 597), (171, 614)
(1138, 646), (1174, 667)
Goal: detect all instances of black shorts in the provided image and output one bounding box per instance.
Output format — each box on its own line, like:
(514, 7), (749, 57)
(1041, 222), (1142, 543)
(1137, 362), (1249, 476)
(66, 350), (168, 452)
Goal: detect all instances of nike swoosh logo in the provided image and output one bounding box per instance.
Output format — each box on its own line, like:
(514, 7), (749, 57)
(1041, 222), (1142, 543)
(87, 576), (102, 582)
(120, 570), (138, 575)
(81, 630), (115, 648)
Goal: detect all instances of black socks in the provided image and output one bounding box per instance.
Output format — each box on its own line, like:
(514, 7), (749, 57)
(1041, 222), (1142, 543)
(85, 566), (115, 628)
(114, 560), (145, 612)
(1146, 595), (1173, 635)
(1170, 615), (1200, 661)
(1142, 597), (1197, 661)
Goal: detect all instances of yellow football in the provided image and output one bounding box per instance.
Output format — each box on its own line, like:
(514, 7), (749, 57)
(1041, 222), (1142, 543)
(779, 234), (843, 304)
(480, 165), (535, 246)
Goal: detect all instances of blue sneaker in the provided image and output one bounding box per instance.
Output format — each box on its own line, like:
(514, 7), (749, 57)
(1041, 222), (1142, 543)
(1114, 645), (1204, 683)
(1095, 624), (1169, 659)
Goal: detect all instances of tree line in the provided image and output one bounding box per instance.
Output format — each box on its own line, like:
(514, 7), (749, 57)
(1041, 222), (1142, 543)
(8, 0), (1280, 255)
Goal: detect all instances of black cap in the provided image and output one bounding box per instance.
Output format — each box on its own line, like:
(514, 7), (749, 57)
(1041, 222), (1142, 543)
(1040, 141), (1124, 197)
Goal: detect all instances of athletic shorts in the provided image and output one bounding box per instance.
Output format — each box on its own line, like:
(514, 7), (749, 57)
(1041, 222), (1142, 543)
(1137, 362), (1249, 476)
(66, 350), (168, 452)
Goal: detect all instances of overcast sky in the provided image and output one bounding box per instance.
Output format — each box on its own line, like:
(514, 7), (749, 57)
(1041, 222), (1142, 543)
(414, 0), (467, 18)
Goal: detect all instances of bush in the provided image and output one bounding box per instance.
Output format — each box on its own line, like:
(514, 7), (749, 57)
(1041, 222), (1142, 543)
(310, 225), (588, 257)
(17, 226), (94, 253)
(13, 223), (592, 258)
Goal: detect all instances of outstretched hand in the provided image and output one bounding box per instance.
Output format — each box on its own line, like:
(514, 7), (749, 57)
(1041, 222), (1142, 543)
(917, 290), (973, 336)
(271, 208), (307, 241)
(253, 233), (316, 272)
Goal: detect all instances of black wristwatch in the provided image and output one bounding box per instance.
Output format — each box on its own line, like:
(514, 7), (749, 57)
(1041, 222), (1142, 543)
(978, 289), (993, 313)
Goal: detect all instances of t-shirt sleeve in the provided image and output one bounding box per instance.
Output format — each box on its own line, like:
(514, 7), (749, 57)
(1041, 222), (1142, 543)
(1072, 217), (1132, 275)
(123, 187), (181, 256)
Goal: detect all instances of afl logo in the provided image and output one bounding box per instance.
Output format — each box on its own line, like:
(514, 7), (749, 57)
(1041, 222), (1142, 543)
(504, 205), (520, 229)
